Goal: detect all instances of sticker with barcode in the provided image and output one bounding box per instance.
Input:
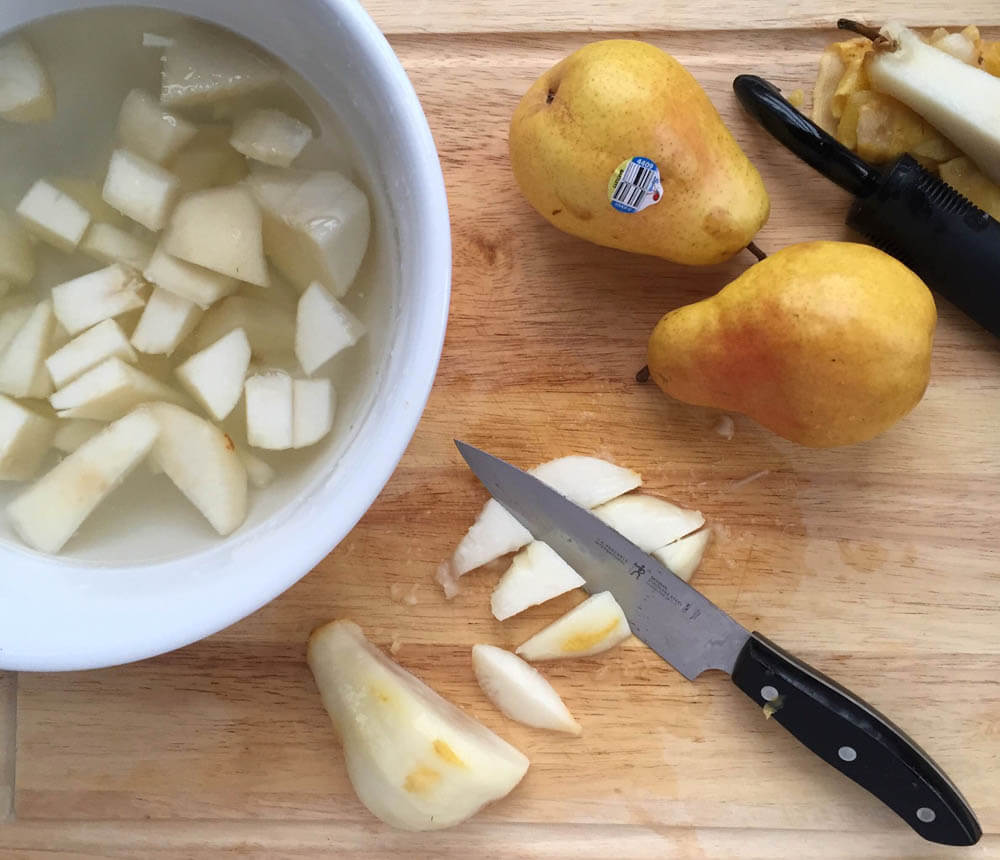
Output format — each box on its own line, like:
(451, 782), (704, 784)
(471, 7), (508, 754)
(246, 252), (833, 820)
(608, 157), (662, 213)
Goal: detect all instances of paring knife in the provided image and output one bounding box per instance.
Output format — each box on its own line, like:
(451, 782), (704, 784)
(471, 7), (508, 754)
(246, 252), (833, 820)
(455, 441), (981, 847)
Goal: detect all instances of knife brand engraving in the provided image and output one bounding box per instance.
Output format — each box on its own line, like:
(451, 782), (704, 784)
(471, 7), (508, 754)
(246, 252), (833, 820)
(595, 537), (626, 565)
(648, 576), (701, 621)
(629, 562), (647, 580)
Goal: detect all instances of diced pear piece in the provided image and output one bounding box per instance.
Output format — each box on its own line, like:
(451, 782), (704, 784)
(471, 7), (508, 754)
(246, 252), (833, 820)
(237, 446), (275, 489)
(443, 457), (642, 593)
(192, 295), (293, 363)
(51, 264), (146, 335)
(244, 370), (292, 450)
(117, 89), (197, 163)
(0, 211), (35, 285)
(162, 186), (268, 285)
(79, 222), (154, 270)
(0, 37), (54, 123)
(491, 541), (585, 621)
(50, 177), (127, 227)
(174, 327), (250, 421)
(102, 148), (181, 231)
(294, 282), (366, 375)
(0, 303), (32, 353)
(130, 287), (203, 355)
(52, 418), (103, 453)
(0, 395), (54, 480)
(292, 377), (333, 447)
(307, 619), (530, 831)
(230, 108), (313, 167)
(866, 22), (1000, 184)
(651, 528), (711, 582)
(167, 127), (248, 194)
(472, 644), (581, 735)
(6, 409), (159, 553)
(16, 180), (91, 251)
(592, 494), (704, 553)
(0, 300), (55, 398)
(516, 591), (631, 661)
(45, 318), (136, 388)
(50, 357), (185, 420)
(142, 402), (247, 535)
(160, 28), (280, 107)
(143, 245), (237, 308)
(246, 168), (370, 296)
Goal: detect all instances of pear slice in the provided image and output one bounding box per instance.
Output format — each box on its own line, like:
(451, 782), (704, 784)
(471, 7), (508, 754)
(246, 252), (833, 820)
(292, 377), (333, 448)
(295, 282), (366, 375)
(472, 644), (581, 735)
(167, 127), (248, 194)
(6, 409), (159, 553)
(143, 245), (237, 309)
(244, 370), (293, 450)
(592, 494), (704, 552)
(0, 394), (54, 481)
(50, 357), (186, 420)
(142, 402), (247, 536)
(651, 528), (711, 582)
(174, 328), (251, 421)
(516, 591), (631, 661)
(307, 619), (529, 831)
(0, 37), (54, 123)
(79, 223), (154, 271)
(0, 303), (33, 354)
(230, 108), (313, 167)
(130, 287), (203, 356)
(117, 89), (197, 164)
(193, 296), (294, 364)
(45, 319), (137, 389)
(864, 22), (1000, 184)
(51, 264), (146, 336)
(0, 300), (55, 398)
(52, 418), (103, 454)
(490, 540), (585, 621)
(102, 149), (181, 232)
(16, 180), (91, 251)
(0, 211), (35, 285)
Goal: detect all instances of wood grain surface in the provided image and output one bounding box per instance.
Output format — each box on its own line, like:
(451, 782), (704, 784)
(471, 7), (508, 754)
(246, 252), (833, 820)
(3, 5), (1000, 859)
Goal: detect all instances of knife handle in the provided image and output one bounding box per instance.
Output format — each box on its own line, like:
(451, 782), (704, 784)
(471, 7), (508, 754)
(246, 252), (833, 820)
(731, 633), (981, 846)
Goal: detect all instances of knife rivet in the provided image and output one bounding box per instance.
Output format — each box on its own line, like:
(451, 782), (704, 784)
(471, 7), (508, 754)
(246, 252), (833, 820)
(838, 746), (857, 762)
(916, 807), (936, 823)
(760, 685), (779, 701)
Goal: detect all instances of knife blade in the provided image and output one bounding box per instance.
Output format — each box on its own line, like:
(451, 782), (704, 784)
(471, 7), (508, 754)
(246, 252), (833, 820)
(455, 441), (981, 847)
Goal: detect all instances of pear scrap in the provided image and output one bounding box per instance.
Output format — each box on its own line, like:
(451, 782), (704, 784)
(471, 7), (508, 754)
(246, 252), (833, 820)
(939, 156), (1000, 219)
(0, 37), (54, 123)
(592, 494), (704, 552)
(472, 644), (581, 735)
(0, 394), (54, 481)
(51, 264), (146, 336)
(130, 287), (203, 356)
(16, 179), (91, 251)
(50, 357), (186, 420)
(517, 591), (631, 661)
(0, 211), (35, 285)
(230, 108), (313, 167)
(812, 49), (846, 134)
(490, 540), (585, 621)
(174, 327), (251, 421)
(144, 245), (237, 309)
(307, 619), (529, 831)
(45, 318), (137, 388)
(117, 89), (197, 164)
(651, 528), (711, 582)
(6, 409), (159, 553)
(52, 418), (103, 454)
(0, 300), (55, 398)
(79, 222), (154, 271)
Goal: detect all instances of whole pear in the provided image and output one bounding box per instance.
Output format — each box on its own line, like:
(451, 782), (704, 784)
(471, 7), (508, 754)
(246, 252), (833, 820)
(647, 242), (936, 447)
(509, 40), (769, 265)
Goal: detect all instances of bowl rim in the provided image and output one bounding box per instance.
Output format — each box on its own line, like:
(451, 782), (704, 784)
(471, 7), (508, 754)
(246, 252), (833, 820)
(0, 0), (451, 671)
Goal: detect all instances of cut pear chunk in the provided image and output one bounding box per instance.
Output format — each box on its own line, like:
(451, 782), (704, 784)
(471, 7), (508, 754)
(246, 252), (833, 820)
(0, 303), (33, 354)
(0, 211), (35, 285)
(162, 186), (268, 286)
(117, 88), (197, 163)
(244, 370), (293, 450)
(16, 179), (91, 251)
(230, 108), (313, 167)
(79, 222), (154, 270)
(246, 167), (370, 296)
(167, 127), (248, 194)
(592, 494), (704, 553)
(52, 418), (103, 454)
(142, 402), (247, 535)
(6, 409), (159, 553)
(295, 282), (366, 375)
(160, 28), (280, 107)
(652, 528), (711, 582)
(491, 541), (585, 621)
(174, 327), (250, 421)
(0, 395), (54, 480)
(308, 619), (530, 831)
(50, 357), (186, 420)
(130, 287), (202, 355)
(193, 295), (293, 363)
(517, 591), (632, 661)
(51, 264), (146, 336)
(472, 644), (581, 735)
(292, 377), (334, 448)
(143, 245), (237, 309)
(0, 37), (54, 123)
(50, 176), (127, 227)
(237, 446), (275, 489)
(45, 318), (137, 388)
(102, 148), (181, 231)
(0, 300), (55, 398)
(866, 22), (1000, 184)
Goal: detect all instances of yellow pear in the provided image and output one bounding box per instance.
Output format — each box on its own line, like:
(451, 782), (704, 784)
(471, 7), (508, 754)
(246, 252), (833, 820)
(647, 242), (936, 447)
(509, 40), (769, 265)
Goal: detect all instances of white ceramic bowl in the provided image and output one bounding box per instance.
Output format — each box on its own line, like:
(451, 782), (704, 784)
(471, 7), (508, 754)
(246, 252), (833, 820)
(0, 0), (450, 670)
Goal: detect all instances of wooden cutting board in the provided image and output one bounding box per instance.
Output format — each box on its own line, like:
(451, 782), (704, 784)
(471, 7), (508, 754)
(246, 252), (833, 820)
(3, 3), (1000, 857)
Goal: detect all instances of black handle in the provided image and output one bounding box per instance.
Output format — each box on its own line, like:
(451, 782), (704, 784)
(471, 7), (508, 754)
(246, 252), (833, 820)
(732, 633), (981, 846)
(732, 74), (880, 198)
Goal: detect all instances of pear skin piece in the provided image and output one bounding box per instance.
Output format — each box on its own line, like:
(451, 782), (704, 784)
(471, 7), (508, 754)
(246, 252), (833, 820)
(509, 40), (769, 266)
(647, 241), (936, 448)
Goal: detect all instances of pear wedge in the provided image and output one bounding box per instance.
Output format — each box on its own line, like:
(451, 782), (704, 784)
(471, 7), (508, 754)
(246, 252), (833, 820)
(592, 494), (704, 552)
(517, 591), (631, 661)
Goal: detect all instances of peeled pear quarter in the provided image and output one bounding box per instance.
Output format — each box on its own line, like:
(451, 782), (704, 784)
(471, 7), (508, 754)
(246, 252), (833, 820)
(307, 620), (529, 831)
(517, 591), (632, 661)
(491, 540), (585, 621)
(592, 493), (704, 553)
(472, 644), (581, 735)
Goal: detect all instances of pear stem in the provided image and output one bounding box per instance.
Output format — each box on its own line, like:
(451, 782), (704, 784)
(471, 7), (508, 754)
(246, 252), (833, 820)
(837, 18), (896, 49)
(746, 241), (768, 261)
(635, 365), (650, 383)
